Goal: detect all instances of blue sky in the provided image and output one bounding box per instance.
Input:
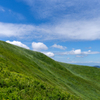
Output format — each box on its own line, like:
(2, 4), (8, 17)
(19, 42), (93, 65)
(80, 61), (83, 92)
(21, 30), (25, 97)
(0, 0), (100, 66)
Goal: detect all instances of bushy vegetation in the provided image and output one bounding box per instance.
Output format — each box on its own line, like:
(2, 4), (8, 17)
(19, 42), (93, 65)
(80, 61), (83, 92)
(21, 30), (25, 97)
(0, 67), (78, 100)
(0, 40), (100, 100)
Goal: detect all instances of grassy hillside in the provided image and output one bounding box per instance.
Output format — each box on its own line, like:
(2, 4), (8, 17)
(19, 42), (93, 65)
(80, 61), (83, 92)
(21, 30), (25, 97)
(0, 40), (100, 100)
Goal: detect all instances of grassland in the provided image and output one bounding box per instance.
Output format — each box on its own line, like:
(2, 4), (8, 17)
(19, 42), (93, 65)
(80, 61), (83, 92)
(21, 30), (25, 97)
(0, 40), (100, 100)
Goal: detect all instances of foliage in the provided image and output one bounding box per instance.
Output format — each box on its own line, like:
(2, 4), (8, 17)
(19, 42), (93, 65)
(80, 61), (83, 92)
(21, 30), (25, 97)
(0, 67), (78, 100)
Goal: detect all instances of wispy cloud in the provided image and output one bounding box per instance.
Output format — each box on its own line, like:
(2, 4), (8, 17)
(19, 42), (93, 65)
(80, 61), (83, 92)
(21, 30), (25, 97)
(44, 18), (100, 41)
(66, 61), (100, 64)
(1, 17), (100, 41)
(76, 55), (85, 58)
(0, 6), (25, 20)
(14, 0), (100, 41)
(0, 22), (34, 37)
(0, 6), (5, 12)
(8, 9), (25, 20)
(0, 17), (99, 40)
(20, 0), (70, 19)
(58, 49), (100, 55)
(20, 0), (100, 20)
(85, 47), (92, 49)
(82, 50), (100, 55)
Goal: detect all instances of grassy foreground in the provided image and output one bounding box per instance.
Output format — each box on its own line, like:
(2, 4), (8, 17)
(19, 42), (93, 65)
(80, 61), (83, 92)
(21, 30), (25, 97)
(0, 40), (100, 100)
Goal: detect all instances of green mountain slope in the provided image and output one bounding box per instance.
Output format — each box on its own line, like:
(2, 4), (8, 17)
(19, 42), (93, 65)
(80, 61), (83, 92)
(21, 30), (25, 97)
(0, 40), (100, 100)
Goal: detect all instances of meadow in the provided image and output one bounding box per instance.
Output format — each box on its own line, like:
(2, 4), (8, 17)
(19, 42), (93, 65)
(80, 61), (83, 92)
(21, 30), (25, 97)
(0, 40), (100, 100)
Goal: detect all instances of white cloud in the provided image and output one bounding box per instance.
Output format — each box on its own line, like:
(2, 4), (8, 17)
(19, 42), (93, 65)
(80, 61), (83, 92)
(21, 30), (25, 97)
(8, 9), (25, 20)
(32, 42), (48, 51)
(16, 0), (100, 41)
(0, 22), (35, 37)
(6, 40), (30, 49)
(67, 61), (100, 64)
(61, 49), (82, 55)
(76, 55), (84, 58)
(31, 42), (54, 57)
(59, 49), (100, 55)
(0, 6), (25, 20)
(20, 0), (69, 18)
(88, 47), (92, 49)
(47, 18), (100, 41)
(42, 52), (54, 57)
(20, 0), (100, 20)
(82, 50), (100, 55)
(85, 47), (92, 49)
(7, 0), (99, 41)
(52, 44), (67, 50)
(74, 49), (81, 55)
(0, 22), (51, 40)
(1, 18), (100, 41)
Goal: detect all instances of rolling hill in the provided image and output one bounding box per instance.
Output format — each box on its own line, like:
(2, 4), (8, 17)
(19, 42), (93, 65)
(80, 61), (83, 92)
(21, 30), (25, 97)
(0, 40), (100, 100)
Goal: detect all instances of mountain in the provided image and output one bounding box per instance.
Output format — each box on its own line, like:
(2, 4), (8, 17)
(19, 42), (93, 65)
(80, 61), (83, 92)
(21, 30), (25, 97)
(0, 40), (100, 100)
(94, 66), (100, 68)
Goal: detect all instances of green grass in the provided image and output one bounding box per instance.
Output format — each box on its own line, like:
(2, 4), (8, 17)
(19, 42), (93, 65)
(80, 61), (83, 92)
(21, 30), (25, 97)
(0, 68), (77, 100)
(0, 40), (100, 100)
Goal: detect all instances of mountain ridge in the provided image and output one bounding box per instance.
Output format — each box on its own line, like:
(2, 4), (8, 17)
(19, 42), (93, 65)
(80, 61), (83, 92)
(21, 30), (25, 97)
(0, 40), (100, 100)
(94, 66), (100, 68)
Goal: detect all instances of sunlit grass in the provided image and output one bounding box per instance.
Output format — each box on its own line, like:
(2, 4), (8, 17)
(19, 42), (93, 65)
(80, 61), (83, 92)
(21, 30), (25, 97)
(0, 40), (100, 100)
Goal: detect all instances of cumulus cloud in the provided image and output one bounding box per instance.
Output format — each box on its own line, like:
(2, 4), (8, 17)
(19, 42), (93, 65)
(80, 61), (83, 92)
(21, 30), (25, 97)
(73, 49), (81, 55)
(6, 40), (30, 49)
(31, 42), (54, 57)
(32, 42), (48, 51)
(61, 49), (81, 55)
(52, 44), (67, 50)
(42, 52), (54, 57)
